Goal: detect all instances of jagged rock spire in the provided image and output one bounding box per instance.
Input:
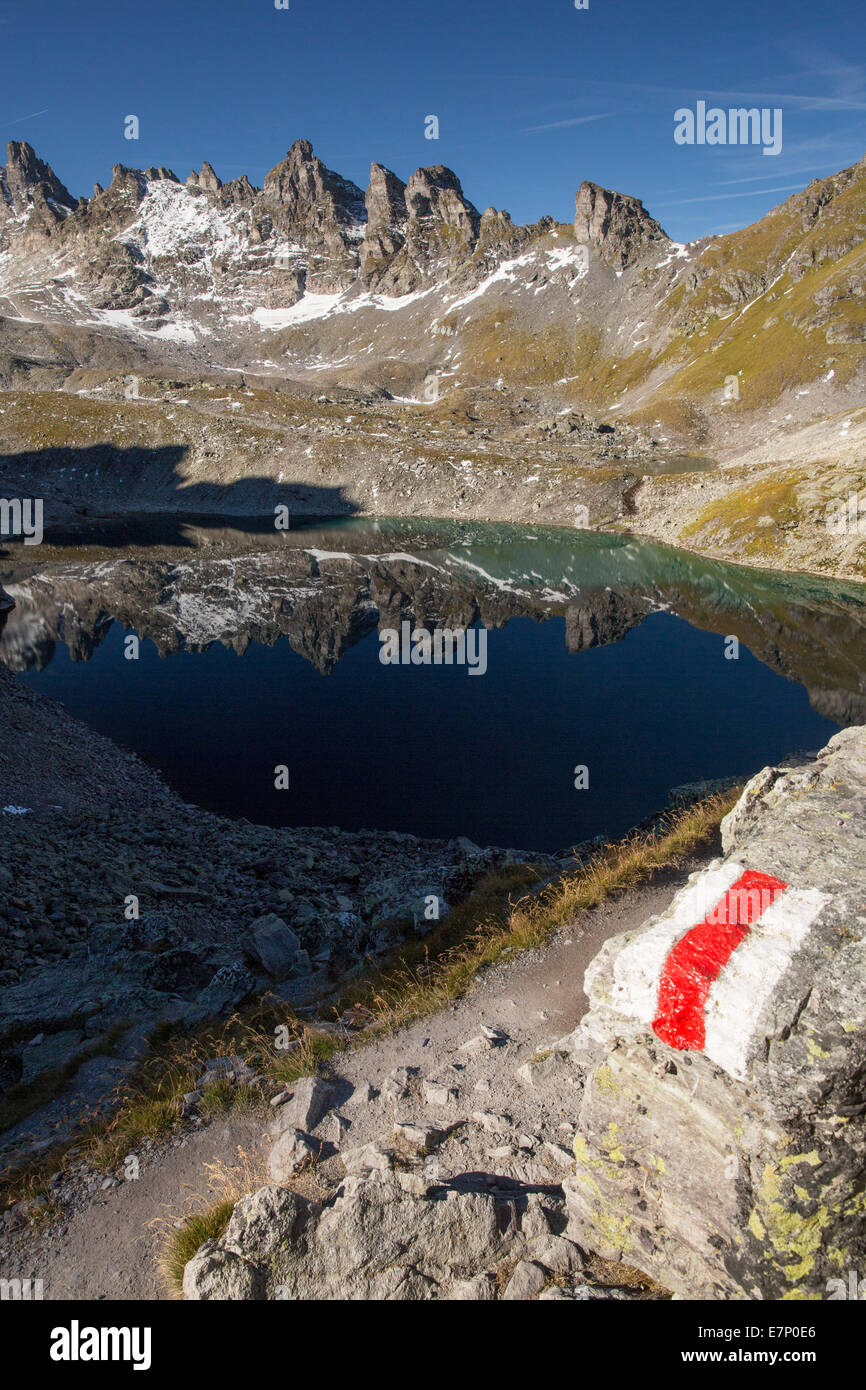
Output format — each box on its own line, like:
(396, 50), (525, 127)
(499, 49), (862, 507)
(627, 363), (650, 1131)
(365, 162), (407, 233)
(405, 164), (479, 236)
(574, 181), (670, 270)
(361, 161), (482, 292)
(1, 140), (76, 216)
(262, 138), (366, 229)
(187, 161), (222, 193)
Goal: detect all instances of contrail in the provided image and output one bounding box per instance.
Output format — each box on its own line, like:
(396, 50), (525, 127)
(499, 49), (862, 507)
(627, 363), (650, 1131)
(5, 107), (49, 124)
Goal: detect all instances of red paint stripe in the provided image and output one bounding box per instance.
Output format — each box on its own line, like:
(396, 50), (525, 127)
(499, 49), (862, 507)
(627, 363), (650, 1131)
(652, 870), (788, 1051)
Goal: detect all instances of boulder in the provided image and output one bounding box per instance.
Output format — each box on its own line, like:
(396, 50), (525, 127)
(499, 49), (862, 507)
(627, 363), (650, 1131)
(503, 1260), (547, 1300)
(197, 1055), (257, 1090)
(362, 875), (450, 936)
(182, 1244), (263, 1301)
(247, 915), (301, 977)
(391, 1123), (447, 1157)
(558, 728), (866, 1300)
(193, 963), (255, 1017)
(183, 1173), (527, 1301)
(268, 1076), (334, 1137)
(87, 913), (175, 957)
(422, 1080), (458, 1108)
(268, 1129), (321, 1183)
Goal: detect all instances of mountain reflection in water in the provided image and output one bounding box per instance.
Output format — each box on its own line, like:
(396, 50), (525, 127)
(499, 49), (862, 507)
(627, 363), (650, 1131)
(2, 517), (864, 851)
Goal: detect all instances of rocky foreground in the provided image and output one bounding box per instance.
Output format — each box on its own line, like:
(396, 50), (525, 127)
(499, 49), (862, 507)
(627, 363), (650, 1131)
(0, 873), (681, 1300)
(178, 727), (866, 1301)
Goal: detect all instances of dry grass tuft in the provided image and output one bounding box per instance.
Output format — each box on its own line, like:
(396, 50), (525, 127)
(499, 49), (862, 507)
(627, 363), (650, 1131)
(154, 1145), (269, 1298)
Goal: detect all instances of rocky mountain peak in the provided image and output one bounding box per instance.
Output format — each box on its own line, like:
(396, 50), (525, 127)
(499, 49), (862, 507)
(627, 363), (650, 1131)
(288, 137), (314, 162)
(109, 163), (145, 190)
(144, 166), (180, 184)
(475, 204), (533, 266)
(1, 140), (76, 219)
(574, 180), (670, 270)
(405, 164), (480, 236)
(359, 162), (481, 293)
(365, 162), (408, 232)
(222, 177), (258, 208)
(262, 139), (366, 229)
(187, 161), (223, 193)
(0, 135), (861, 455)
(360, 163), (409, 289)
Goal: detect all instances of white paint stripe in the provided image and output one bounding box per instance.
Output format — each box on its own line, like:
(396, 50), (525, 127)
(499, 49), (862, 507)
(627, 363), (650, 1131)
(702, 886), (829, 1080)
(608, 862), (745, 1026)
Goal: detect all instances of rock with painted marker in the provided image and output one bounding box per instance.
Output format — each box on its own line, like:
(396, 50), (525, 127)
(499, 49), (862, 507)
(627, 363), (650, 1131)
(558, 728), (866, 1301)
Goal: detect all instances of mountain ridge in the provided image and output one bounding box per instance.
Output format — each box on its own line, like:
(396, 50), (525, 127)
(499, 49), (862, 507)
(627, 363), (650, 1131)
(1, 137), (865, 580)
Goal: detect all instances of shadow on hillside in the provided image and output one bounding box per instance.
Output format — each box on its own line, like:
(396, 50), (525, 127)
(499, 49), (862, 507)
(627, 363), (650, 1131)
(0, 444), (359, 551)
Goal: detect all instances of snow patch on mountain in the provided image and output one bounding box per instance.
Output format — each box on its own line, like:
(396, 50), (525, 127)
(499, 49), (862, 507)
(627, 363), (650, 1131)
(252, 283), (438, 329)
(254, 295), (341, 328)
(118, 179), (248, 266)
(446, 253), (537, 312)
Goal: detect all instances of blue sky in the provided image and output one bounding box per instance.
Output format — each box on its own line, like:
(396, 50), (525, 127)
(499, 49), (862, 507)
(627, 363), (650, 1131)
(1, 0), (864, 242)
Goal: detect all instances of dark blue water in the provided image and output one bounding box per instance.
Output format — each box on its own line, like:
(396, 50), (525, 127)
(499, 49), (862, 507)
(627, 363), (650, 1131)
(21, 606), (839, 852)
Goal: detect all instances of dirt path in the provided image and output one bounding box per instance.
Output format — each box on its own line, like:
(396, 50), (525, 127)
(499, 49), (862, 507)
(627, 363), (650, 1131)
(1, 863), (701, 1301)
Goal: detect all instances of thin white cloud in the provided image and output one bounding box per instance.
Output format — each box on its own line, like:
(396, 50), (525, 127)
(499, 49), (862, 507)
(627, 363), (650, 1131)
(655, 184), (807, 208)
(649, 162), (840, 199)
(521, 112), (616, 135)
(498, 68), (866, 114)
(3, 107), (49, 124)
(710, 163), (844, 187)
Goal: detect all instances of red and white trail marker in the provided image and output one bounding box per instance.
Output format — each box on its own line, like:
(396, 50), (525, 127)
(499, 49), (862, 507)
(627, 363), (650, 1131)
(607, 862), (830, 1080)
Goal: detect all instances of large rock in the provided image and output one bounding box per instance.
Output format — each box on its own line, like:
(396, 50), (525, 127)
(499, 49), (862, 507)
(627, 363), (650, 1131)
(558, 727), (866, 1300)
(193, 962), (255, 1017)
(247, 914), (301, 976)
(269, 1076), (334, 1136)
(183, 1167), (567, 1300)
(268, 1128), (321, 1183)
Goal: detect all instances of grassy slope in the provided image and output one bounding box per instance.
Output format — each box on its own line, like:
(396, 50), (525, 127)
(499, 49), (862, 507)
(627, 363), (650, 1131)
(632, 160), (866, 415)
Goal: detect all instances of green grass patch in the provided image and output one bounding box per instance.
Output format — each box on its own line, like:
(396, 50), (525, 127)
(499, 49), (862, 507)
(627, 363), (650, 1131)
(680, 467), (808, 555)
(159, 1199), (236, 1298)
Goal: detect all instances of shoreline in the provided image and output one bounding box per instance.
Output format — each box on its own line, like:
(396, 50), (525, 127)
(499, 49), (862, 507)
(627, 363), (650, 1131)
(7, 494), (865, 588)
